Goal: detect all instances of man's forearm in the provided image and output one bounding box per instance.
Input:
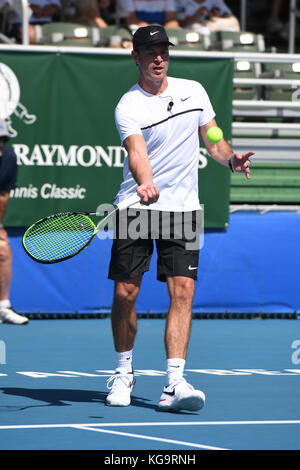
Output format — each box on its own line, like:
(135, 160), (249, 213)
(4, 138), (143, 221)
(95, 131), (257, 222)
(129, 151), (154, 186)
(122, 134), (159, 203)
(208, 139), (233, 168)
(207, 137), (253, 179)
(124, 135), (154, 185)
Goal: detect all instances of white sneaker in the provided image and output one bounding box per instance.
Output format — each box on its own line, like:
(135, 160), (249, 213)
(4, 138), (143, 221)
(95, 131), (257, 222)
(106, 370), (136, 406)
(158, 379), (205, 412)
(0, 306), (29, 325)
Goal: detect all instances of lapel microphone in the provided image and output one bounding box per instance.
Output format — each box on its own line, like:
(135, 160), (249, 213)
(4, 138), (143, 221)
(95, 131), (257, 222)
(167, 101), (174, 112)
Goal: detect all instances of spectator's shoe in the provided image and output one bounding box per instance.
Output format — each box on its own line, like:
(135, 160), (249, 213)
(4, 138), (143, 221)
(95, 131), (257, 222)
(158, 379), (205, 412)
(106, 370), (136, 406)
(0, 305), (29, 325)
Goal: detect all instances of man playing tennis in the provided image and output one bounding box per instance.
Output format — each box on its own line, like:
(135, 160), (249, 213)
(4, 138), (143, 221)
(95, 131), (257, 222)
(106, 25), (253, 411)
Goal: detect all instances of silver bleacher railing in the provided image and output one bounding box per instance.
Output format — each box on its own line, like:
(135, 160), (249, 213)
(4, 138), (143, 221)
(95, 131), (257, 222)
(289, 0), (300, 53)
(20, 0), (30, 45)
(1, 0), (31, 45)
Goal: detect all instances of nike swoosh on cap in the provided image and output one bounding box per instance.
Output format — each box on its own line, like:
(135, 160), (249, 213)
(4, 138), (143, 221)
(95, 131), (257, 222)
(150, 31), (159, 36)
(181, 96), (191, 101)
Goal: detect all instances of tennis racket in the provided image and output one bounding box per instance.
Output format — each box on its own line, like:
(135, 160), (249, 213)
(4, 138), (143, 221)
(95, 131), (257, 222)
(22, 194), (140, 264)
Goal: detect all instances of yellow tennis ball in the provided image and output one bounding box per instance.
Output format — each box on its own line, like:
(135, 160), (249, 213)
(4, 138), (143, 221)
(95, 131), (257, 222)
(206, 126), (223, 143)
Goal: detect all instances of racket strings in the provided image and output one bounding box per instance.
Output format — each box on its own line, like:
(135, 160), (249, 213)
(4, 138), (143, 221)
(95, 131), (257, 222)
(24, 214), (96, 261)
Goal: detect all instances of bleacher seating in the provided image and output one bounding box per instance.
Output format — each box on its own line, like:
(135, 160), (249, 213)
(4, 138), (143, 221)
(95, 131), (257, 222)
(165, 28), (208, 51)
(34, 22), (100, 47)
(1, 0), (300, 208)
(208, 30), (265, 53)
(233, 60), (262, 101)
(34, 22), (134, 48)
(262, 61), (300, 101)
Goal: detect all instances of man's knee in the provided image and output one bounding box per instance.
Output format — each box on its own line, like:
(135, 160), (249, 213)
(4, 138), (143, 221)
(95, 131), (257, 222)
(114, 277), (141, 305)
(167, 276), (195, 304)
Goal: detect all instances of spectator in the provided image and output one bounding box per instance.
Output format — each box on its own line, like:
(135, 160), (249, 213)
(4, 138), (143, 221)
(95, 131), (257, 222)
(267, 0), (283, 34)
(65, 0), (111, 28)
(180, 0), (240, 34)
(117, 0), (179, 29)
(6, 0), (61, 44)
(0, 119), (29, 325)
(173, 0), (185, 19)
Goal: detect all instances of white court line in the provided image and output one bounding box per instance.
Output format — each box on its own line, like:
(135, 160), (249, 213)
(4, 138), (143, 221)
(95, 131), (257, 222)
(71, 425), (228, 451)
(1, 419), (300, 430)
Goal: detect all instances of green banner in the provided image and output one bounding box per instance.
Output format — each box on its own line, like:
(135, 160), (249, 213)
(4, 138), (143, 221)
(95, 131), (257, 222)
(0, 50), (233, 228)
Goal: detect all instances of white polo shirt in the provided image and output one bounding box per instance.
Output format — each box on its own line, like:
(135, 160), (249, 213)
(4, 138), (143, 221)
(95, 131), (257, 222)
(114, 76), (215, 212)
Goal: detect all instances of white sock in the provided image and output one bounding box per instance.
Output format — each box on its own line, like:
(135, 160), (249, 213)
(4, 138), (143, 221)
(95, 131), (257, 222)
(115, 349), (133, 374)
(0, 300), (10, 308)
(166, 358), (186, 386)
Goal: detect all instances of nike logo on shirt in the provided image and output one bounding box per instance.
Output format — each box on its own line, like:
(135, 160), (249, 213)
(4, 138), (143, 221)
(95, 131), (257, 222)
(188, 265), (198, 270)
(181, 96), (190, 101)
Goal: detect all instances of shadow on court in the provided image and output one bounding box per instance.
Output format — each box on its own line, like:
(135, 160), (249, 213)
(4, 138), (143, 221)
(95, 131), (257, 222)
(0, 387), (152, 410)
(0, 388), (197, 415)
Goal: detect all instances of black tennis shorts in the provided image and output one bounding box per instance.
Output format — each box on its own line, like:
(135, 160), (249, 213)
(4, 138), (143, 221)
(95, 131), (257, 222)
(108, 208), (202, 283)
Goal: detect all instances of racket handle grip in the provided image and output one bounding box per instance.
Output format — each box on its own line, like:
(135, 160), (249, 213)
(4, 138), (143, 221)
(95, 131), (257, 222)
(116, 193), (141, 211)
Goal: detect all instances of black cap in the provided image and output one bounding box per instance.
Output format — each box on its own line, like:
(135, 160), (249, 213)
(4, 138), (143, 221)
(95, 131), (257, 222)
(133, 25), (174, 51)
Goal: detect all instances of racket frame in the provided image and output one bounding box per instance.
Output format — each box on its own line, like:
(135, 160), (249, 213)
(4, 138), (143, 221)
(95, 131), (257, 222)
(22, 194), (141, 264)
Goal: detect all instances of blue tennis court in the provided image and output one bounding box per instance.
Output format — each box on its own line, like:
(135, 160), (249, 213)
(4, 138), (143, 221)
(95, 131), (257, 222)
(0, 317), (299, 451)
(1, 211), (300, 453)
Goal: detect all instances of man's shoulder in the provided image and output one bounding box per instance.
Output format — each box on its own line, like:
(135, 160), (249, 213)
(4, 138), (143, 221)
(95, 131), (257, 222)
(168, 76), (205, 94)
(115, 84), (142, 109)
(168, 77), (201, 87)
